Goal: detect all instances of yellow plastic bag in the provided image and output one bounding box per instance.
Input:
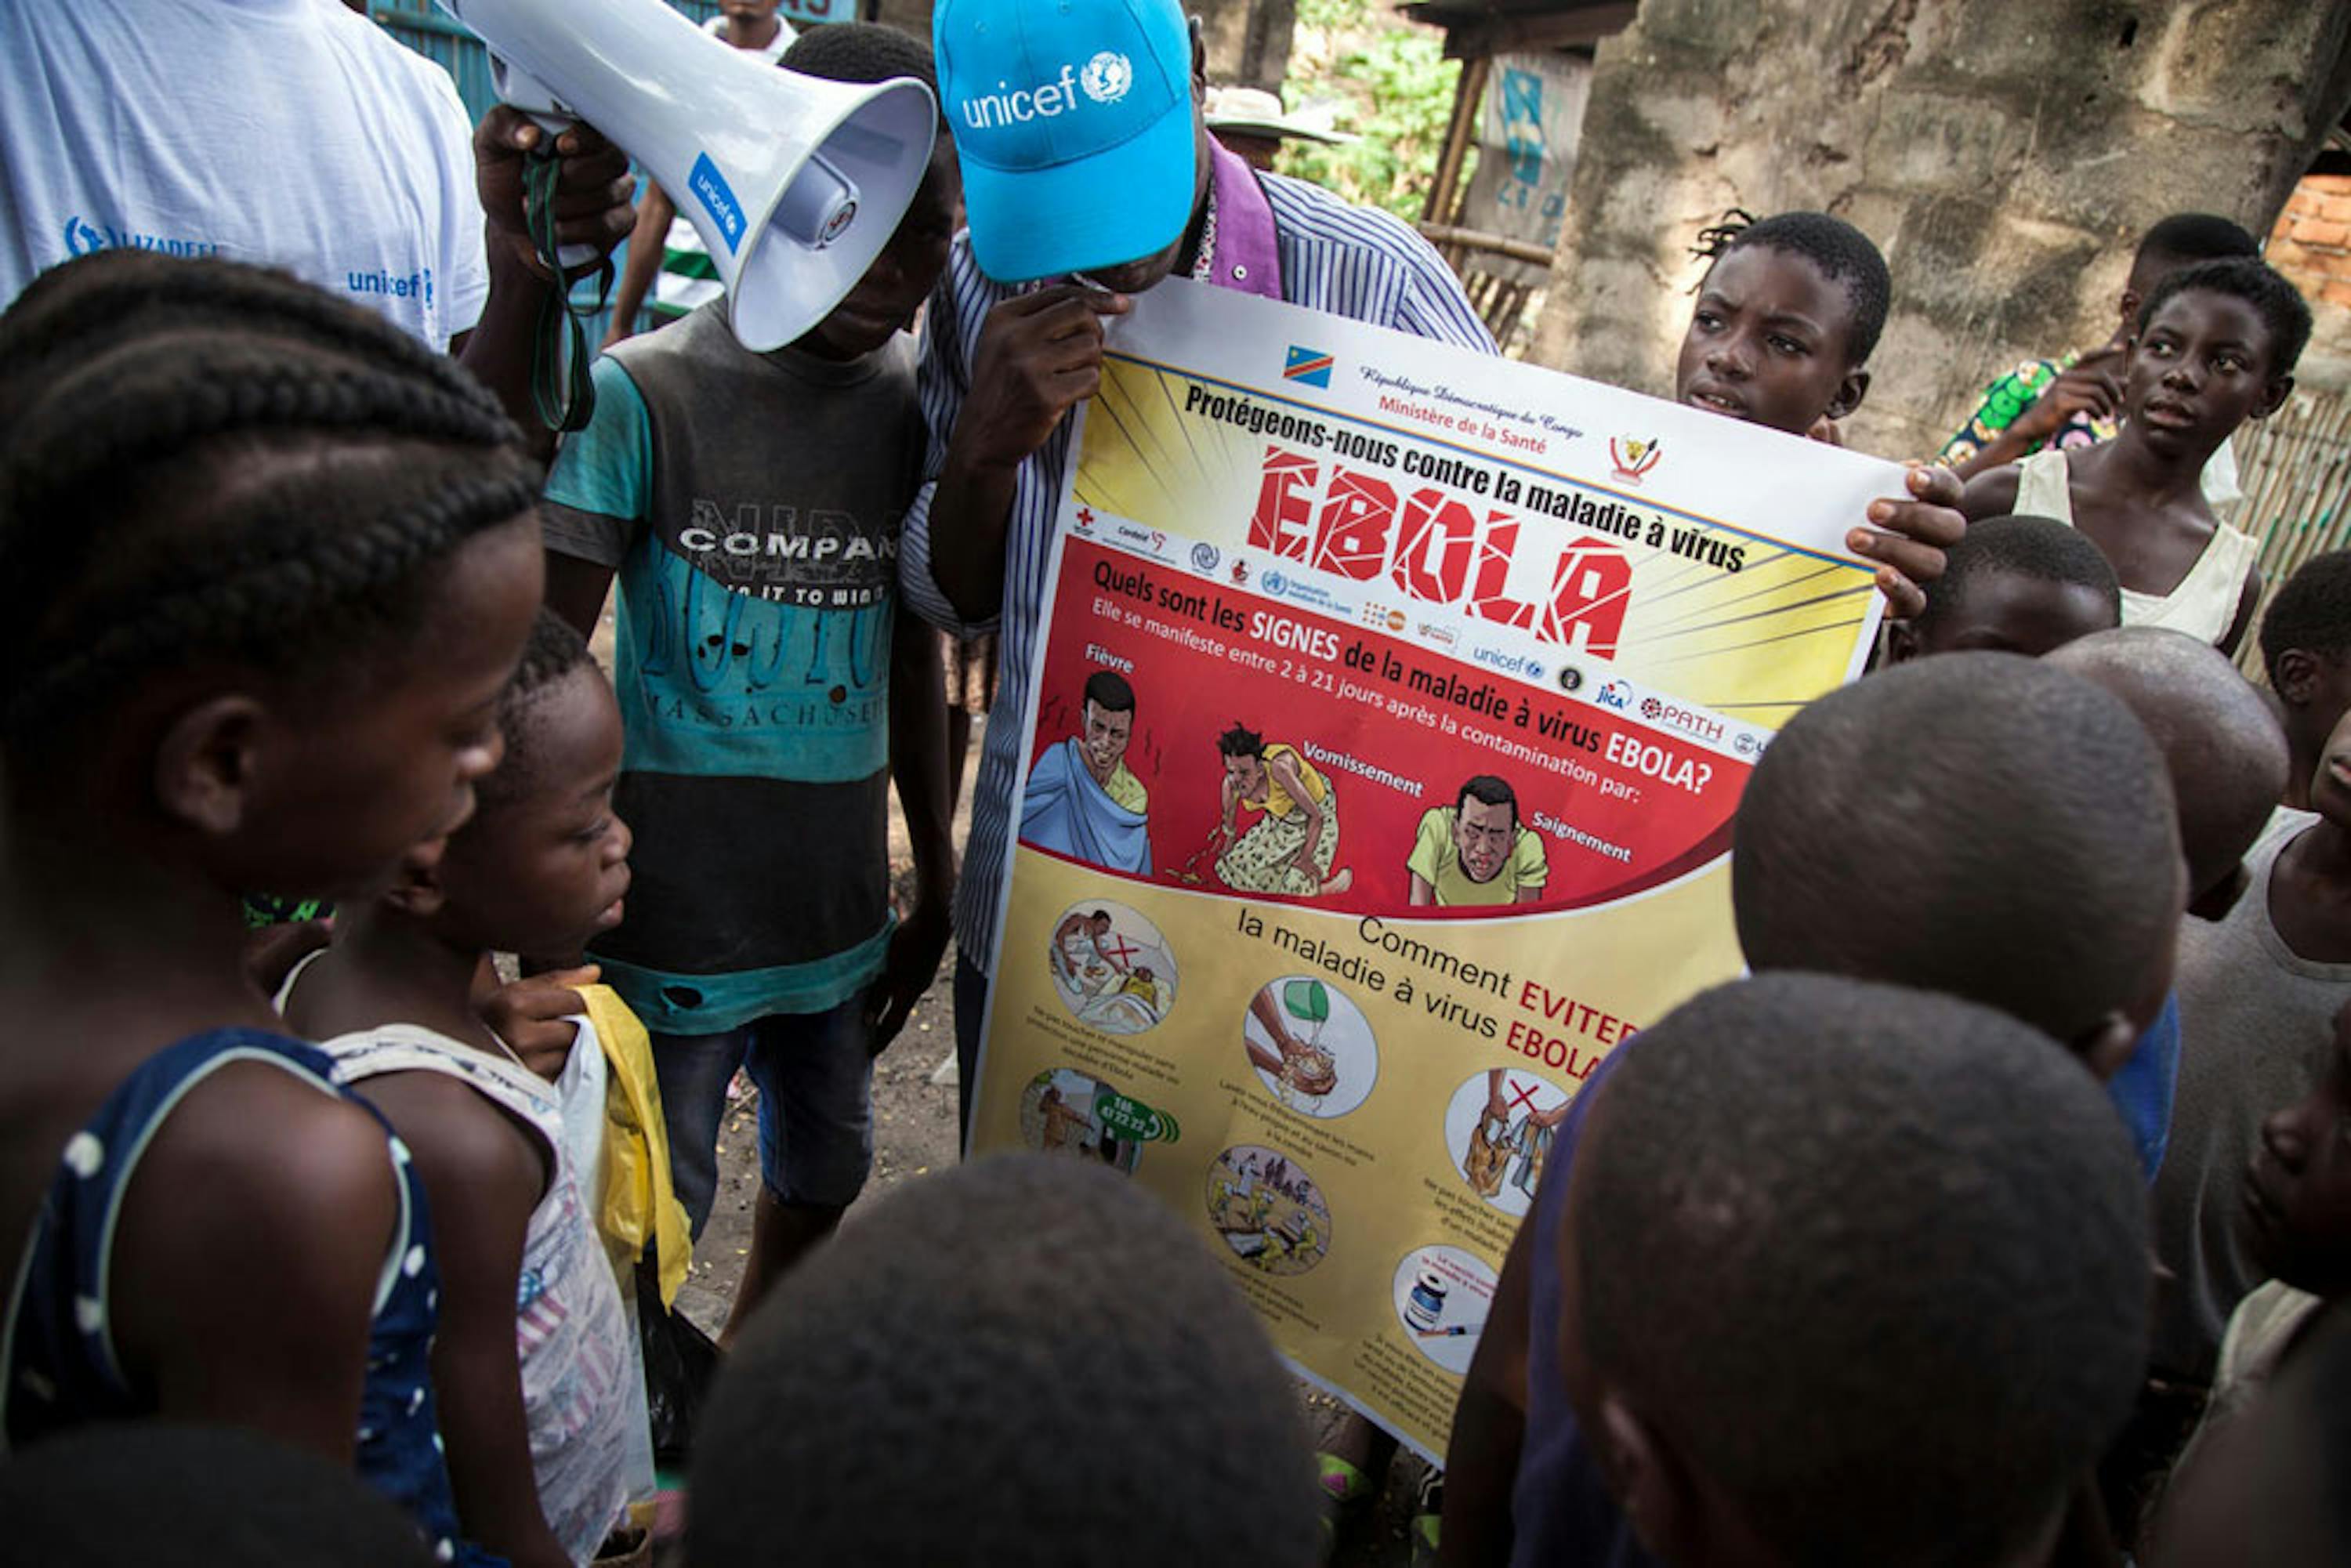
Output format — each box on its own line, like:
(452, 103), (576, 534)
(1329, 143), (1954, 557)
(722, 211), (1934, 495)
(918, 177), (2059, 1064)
(581, 985), (693, 1308)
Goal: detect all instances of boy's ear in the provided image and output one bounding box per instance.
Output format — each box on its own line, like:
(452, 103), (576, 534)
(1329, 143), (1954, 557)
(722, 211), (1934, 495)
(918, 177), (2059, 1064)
(1188, 16), (1206, 95)
(2073, 1011), (2141, 1083)
(153, 693), (266, 838)
(379, 849), (449, 920)
(1593, 1393), (1704, 1566)
(1824, 366), (1870, 422)
(1886, 618), (1921, 664)
(2276, 647), (2322, 707)
(2251, 374), (2295, 422)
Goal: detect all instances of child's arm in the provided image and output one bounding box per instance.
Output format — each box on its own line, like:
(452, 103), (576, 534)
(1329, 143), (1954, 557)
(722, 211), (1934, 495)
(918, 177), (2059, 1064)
(1441, 1193), (1539, 1567)
(544, 554), (617, 643)
(1957, 464), (2025, 523)
(871, 614), (956, 1048)
(364, 1072), (571, 1568)
(1946, 348), (2126, 481)
(110, 1066), (399, 1460)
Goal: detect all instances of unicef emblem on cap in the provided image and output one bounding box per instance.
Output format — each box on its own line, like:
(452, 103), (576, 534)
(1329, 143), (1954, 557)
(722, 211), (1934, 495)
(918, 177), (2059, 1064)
(1081, 51), (1134, 103)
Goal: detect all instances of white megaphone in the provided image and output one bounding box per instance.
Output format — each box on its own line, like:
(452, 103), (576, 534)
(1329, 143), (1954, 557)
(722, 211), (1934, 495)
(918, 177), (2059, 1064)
(434, 0), (936, 352)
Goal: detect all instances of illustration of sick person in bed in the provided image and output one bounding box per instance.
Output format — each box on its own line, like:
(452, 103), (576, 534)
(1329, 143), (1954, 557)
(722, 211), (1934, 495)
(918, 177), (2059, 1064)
(1194, 723), (1352, 899)
(1045, 901), (1178, 1035)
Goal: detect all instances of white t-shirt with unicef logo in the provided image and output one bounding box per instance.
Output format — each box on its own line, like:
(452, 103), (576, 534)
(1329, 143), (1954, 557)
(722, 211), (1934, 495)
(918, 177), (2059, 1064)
(0, 0), (489, 350)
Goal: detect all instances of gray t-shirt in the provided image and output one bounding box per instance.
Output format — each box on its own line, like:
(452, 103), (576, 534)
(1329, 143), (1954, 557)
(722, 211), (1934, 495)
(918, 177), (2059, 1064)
(2151, 812), (2351, 1378)
(542, 306), (922, 1034)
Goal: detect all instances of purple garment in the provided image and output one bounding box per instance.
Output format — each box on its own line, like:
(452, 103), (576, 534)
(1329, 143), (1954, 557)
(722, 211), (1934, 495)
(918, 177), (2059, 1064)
(1201, 136), (1282, 302)
(1509, 1044), (1659, 1568)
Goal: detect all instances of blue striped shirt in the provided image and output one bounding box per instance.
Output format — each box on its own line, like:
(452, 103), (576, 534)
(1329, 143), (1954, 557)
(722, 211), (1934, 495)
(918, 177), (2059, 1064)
(900, 172), (1498, 972)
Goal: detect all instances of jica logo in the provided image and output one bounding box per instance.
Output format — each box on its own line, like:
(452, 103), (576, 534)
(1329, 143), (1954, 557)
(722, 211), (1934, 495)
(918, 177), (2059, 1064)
(1597, 680), (1632, 711)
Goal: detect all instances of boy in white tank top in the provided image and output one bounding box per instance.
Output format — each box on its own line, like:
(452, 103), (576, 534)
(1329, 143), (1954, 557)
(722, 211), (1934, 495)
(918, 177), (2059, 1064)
(1960, 258), (2312, 654)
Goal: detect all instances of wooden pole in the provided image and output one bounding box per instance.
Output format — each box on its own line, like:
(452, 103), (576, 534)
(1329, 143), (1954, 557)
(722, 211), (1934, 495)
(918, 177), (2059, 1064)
(1422, 55), (1491, 229)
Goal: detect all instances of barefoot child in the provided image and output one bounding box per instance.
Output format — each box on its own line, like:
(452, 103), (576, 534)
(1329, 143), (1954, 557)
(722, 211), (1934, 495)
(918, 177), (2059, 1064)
(1962, 258), (2313, 653)
(282, 612), (643, 1567)
(0, 252), (543, 1564)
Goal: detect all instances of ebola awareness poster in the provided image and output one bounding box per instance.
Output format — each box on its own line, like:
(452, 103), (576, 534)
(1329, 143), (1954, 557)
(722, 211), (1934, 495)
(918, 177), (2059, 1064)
(968, 279), (1900, 1461)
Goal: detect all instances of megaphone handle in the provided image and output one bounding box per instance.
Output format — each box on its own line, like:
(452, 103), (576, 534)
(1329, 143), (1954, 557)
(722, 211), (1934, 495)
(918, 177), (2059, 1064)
(494, 58), (600, 272)
(522, 118), (600, 274)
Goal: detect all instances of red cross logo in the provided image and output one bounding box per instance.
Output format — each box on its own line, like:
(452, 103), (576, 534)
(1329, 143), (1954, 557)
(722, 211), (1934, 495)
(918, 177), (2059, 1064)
(1096, 932), (1141, 967)
(1505, 1076), (1543, 1116)
(1076, 507), (1096, 527)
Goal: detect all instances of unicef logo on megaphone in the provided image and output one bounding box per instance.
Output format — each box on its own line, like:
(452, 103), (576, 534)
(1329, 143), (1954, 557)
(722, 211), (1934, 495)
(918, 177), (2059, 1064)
(1081, 52), (1133, 103)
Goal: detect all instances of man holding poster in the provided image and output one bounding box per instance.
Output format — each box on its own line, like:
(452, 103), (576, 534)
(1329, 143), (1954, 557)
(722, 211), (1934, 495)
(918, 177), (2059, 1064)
(909, 0), (1498, 1124)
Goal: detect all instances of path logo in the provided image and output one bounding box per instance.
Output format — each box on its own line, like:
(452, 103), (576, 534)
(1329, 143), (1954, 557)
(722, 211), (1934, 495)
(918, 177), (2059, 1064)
(1284, 345), (1335, 388)
(1609, 436), (1662, 484)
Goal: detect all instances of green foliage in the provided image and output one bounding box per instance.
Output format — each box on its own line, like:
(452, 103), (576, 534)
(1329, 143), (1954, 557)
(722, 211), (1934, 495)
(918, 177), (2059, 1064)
(1276, 2), (1465, 222)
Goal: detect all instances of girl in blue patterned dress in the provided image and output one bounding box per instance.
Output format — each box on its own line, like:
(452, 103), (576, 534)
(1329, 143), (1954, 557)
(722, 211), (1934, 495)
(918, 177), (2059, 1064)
(0, 252), (545, 1566)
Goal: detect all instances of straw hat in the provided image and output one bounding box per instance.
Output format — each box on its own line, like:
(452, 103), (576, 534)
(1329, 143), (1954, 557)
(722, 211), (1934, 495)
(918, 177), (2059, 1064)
(1203, 85), (1356, 146)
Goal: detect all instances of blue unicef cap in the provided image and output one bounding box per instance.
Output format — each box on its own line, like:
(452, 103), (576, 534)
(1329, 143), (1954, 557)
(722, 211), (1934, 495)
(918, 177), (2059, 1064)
(933, 0), (1200, 283)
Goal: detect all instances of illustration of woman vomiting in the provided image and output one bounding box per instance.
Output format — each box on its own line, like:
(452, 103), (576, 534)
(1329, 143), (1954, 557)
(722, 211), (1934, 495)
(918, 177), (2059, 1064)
(1205, 724), (1354, 899)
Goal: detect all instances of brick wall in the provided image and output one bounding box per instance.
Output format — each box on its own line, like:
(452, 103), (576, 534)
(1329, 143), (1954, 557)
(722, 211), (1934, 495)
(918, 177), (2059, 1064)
(2268, 173), (2351, 372)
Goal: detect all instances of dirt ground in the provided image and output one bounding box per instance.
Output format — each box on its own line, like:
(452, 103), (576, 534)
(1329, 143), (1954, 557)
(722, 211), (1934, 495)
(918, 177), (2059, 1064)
(670, 715), (1436, 1566)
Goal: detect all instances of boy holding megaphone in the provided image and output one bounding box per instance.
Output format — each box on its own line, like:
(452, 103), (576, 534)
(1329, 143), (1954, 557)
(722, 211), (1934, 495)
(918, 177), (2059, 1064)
(540, 24), (962, 1341)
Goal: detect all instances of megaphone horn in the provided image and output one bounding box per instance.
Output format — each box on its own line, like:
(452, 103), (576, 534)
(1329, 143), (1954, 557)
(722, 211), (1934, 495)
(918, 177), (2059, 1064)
(435, 0), (938, 352)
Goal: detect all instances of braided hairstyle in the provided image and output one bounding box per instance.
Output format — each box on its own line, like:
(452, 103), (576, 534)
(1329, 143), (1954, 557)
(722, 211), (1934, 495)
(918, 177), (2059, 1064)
(0, 252), (540, 764)
(1690, 208), (1893, 363)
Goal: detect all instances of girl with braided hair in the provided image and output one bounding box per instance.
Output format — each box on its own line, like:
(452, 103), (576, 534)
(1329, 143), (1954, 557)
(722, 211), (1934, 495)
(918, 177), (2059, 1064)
(0, 252), (544, 1567)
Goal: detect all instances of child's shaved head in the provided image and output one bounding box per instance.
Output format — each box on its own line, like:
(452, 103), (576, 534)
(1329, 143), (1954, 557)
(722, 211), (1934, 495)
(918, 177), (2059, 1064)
(1567, 973), (2149, 1568)
(2047, 627), (2288, 907)
(691, 1156), (1319, 1568)
(1900, 513), (2121, 659)
(1734, 653), (2183, 1056)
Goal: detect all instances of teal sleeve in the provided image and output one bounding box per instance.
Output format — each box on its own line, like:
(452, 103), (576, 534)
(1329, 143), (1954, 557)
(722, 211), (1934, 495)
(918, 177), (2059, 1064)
(542, 355), (654, 567)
